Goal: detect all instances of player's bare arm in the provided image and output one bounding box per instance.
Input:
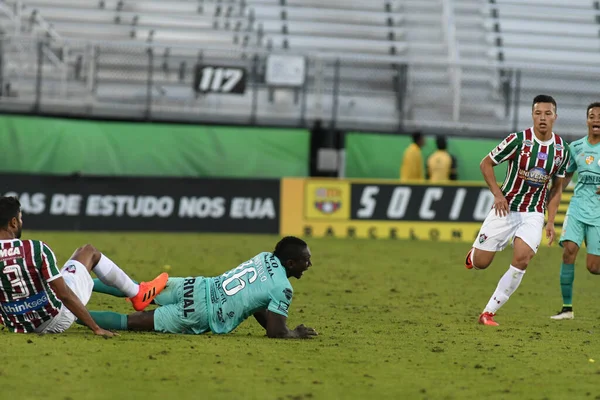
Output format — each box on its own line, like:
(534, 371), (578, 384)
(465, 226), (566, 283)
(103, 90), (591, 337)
(480, 155), (508, 217)
(49, 277), (117, 337)
(561, 172), (575, 190)
(265, 311), (317, 339)
(253, 309), (268, 329)
(545, 176), (565, 245)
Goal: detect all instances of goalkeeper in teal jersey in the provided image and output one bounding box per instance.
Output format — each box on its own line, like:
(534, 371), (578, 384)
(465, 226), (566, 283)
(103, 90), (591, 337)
(551, 102), (600, 320)
(86, 237), (318, 339)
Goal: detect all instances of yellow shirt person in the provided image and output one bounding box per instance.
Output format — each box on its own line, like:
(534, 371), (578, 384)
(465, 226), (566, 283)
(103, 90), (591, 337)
(400, 133), (425, 182)
(427, 136), (458, 182)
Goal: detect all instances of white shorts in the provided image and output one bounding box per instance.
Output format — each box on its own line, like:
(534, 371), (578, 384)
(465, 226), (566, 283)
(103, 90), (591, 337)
(473, 210), (545, 254)
(35, 260), (94, 334)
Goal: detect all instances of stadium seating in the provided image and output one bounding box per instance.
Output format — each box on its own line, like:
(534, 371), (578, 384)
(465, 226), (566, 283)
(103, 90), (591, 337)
(1, 0), (599, 135)
(483, 0), (600, 133)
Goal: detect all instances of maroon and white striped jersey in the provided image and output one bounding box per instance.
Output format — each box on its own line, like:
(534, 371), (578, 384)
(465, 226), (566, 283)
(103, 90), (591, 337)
(0, 239), (63, 333)
(489, 127), (570, 213)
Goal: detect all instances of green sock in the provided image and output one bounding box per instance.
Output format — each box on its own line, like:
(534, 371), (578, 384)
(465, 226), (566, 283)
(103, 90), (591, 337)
(559, 263), (575, 307)
(77, 311), (128, 330)
(93, 278), (138, 298)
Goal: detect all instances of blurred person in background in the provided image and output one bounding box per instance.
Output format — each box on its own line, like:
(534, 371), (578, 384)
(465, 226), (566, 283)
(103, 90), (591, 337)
(427, 135), (458, 182)
(400, 132), (425, 182)
(550, 102), (600, 320)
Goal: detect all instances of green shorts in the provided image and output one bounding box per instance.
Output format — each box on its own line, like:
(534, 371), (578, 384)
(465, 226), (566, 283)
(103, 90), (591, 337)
(153, 277), (210, 334)
(559, 214), (600, 256)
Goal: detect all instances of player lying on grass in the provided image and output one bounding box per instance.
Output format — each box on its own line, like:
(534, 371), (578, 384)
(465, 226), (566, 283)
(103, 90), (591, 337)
(0, 196), (168, 336)
(85, 236), (318, 339)
(551, 102), (600, 320)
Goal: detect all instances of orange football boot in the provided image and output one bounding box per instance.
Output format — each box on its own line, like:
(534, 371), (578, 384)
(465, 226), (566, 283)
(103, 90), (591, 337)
(129, 272), (169, 311)
(478, 312), (499, 326)
(465, 248), (474, 269)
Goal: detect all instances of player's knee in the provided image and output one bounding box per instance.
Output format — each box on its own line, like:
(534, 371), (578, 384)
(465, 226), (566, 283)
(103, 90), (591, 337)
(472, 252), (492, 269)
(586, 262), (600, 275)
(73, 243), (101, 267)
(562, 242), (578, 263)
(512, 252), (533, 269)
(82, 243), (100, 257)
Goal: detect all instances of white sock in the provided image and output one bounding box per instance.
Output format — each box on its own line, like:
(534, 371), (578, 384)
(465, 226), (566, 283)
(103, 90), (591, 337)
(93, 254), (139, 298)
(483, 265), (525, 314)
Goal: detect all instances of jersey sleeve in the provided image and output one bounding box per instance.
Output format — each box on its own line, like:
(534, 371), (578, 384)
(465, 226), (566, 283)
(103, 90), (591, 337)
(39, 242), (61, 282)
(489, 133), (520, 164)
(267, 284), (293, 317)
(556, 145), (572, 178)
(565, 143), (577, 175)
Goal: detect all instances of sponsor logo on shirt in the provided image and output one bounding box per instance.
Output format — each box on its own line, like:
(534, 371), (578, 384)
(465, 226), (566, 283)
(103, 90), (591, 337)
(1, 291), (49, 315)
(0, 246), (23, 262)
(537, 152), (548, 160)
(556, 144), (564, 150)
(523, 140), (534, 147)
(518, 167), (549, 188)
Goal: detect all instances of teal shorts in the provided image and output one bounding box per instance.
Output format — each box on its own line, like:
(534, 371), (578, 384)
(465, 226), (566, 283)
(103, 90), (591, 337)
(153, 277), (210, 334)
(559, 214), (600, 255)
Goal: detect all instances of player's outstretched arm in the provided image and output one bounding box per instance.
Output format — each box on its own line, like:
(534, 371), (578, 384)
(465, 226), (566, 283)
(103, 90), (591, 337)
(49, 277), (117, 337)
(265, 311), (318, 339)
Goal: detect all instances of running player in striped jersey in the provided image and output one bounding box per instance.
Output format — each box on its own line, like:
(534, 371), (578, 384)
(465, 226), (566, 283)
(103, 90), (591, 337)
(550, 102), (600, 320)
(0, 196), (168, 335)
(464, 94), (570, 326)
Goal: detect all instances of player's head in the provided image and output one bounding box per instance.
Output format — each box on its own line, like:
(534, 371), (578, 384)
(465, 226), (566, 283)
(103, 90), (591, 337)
(274, 236), (312, 279)
(436, 136), (447, 150)
(412, 131), (424, 148)
(0, 196), (23, 239)
(531, 94), (557, 136)
(586, 102), (600, 137)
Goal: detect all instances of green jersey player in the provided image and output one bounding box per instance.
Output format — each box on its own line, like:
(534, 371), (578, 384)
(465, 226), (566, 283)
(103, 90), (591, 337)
(551, 102), (600, 320)
(464, 95), (570, 326)
(87, 237), (318, 339)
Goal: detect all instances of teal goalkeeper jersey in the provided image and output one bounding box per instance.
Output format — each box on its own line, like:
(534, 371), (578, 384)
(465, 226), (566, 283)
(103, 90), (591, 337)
(204, 252), (293, 334)
(565, 137), (600, 224)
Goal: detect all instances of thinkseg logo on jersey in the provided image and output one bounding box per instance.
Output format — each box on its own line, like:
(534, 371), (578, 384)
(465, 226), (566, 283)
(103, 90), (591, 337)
(314, 188), (342, 215)
(0, 246), (23, 262)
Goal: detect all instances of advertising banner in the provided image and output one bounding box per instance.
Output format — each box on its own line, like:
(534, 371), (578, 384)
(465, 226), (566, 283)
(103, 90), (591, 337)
(281, 178), (571, 242)
(1, 174), (280, 233)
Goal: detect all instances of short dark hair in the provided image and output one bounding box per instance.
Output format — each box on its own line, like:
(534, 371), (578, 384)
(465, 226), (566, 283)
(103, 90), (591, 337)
(587, 102), (600, 115)
(532, 94), (557, 112)
(274, 236), (307, 263)
(436, 136), (447, 150)
(0, 196), (21, 229)
(412, 132), (423, 144)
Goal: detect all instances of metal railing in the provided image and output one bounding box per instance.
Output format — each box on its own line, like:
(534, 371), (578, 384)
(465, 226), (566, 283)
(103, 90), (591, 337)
(1, 35), (600, 139)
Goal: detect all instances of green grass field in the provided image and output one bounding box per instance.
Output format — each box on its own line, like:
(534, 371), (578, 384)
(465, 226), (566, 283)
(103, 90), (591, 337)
(2, 232), (600, 400)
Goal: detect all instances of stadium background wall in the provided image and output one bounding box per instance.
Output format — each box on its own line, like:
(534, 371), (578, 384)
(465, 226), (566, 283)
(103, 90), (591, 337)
(0, 115), (309, 178)
(345, 132), (509, 182)
(0, 174), (280, 233)
(280, 178), (572, 244)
